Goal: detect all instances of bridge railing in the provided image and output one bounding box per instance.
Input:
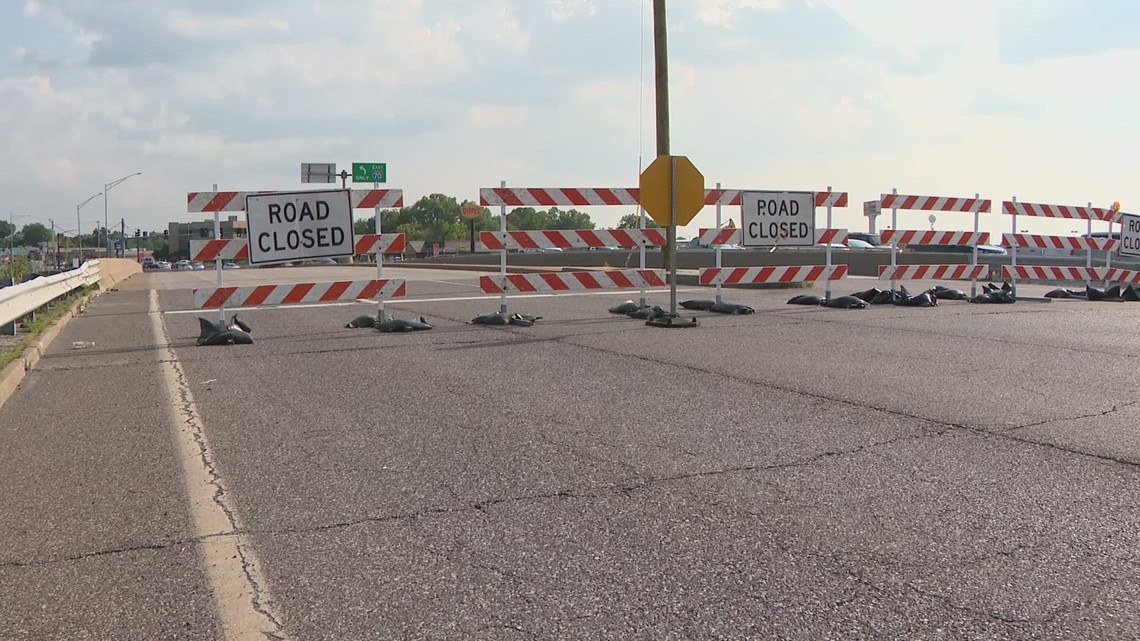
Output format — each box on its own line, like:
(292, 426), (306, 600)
(0, 261), (102, 331)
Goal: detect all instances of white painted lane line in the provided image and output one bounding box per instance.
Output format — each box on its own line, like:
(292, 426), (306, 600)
(150, 290), (288, 641)
(162, 288), (702, 315)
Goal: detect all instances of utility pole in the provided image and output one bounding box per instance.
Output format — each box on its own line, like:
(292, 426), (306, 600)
(653, 0), (675, 313)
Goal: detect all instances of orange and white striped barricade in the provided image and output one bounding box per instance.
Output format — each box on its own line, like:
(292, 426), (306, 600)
(481, 185), (647, 315)
(189, 234), (406, 263)
(696, 226), (850, 294)
(699, 265), (849, 286)
(880, 191), (992, 296)
(186, 188), (404, 323)
(695, 188), (849, 300)
(477, 227), (666, 314)
(1105, 268), (1140, 285)
(480, 184), (679, 316)
(1001, 266), (1105, 284)
(1003, 198), (1116, 291)
(999, 233), (1118, 288)
(193, 279), (406, 309)
(480, 270), (667, 294)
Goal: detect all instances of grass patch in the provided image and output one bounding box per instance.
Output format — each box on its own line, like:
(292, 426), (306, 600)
(0, 286), (98, 370)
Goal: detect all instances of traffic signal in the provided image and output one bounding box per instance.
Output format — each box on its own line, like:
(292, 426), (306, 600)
(163, 229), (169, 238)
(135, 229), (140, 237)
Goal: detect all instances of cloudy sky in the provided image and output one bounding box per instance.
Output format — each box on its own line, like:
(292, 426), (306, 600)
(0, 0), (1135, 238)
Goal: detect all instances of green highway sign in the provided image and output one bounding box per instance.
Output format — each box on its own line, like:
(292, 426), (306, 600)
(352, 162), (387, 184)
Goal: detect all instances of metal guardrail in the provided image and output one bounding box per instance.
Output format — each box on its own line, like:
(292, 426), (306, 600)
(0, 261), (102, 327)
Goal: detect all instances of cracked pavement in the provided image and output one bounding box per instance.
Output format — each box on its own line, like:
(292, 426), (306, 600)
(2, 268), (1139, 640)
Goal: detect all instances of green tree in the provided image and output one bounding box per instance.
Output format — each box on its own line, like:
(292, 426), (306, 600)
(396, 222), (425, 240)
(402, 193), (462, 240)
(354, 217), (376, 235)
(0, 220), (14, 239)
(617, 213), (659, 229)
(441, 222), (467, 240)
(5, 255), (32, 282)
(506, 207), (549, 231)
(20, 223), (52, 245)
(548, 207), (595, 230)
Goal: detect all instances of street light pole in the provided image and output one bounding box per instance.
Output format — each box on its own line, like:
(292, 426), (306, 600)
(77, 192), (101, 266)
(104, 172), (142, 257)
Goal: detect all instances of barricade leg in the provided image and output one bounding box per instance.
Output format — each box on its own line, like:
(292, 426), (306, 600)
(499, 179), (508, 315)
(889, 188), (898, 293)
(715, 181), (723, 305)
(1009, 196), (1019, 295)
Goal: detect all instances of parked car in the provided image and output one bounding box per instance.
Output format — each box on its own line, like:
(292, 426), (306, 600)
(304, 257), (338, 265)
(173, 260), (193, 270)
(846, 232), (882, 246)
(223, 262), (240, 269)
(845, 239), (876, 249)
(191, 261), (207, 270)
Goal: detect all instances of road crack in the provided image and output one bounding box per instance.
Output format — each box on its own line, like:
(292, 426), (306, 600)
(1004, 400), (1138, 432)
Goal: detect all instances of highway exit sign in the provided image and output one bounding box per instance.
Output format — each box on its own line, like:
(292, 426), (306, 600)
(352, 162), (387, 184)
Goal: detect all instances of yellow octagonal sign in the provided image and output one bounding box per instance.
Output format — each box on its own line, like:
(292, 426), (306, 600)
(639, 155), (705, 227)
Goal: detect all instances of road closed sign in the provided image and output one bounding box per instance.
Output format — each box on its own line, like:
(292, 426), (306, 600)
(1121, 213), (1140, 258)
(741, 191), (816, 247)
(245, 189), (354, 265)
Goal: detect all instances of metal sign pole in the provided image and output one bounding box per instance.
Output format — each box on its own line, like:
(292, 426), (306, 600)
(715, 181), (723, 304)
(1010, 196), (1018, 294)
(499, 179), (508, 314)
(669, 156), (678, 316)
(376, 203), (385, 321)
(972, 193), (980, 298)
(1105, 210), (1114, 289)
(213, 182), (224, 323)
(825, 186), (833, 301)
(1086, 201), (1093, 289)
(639, 202), (648, 307)
(889, 187), (898, 292)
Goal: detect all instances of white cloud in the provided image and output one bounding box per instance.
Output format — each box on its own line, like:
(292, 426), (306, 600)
(551, 0), (597, 20)
(0, 0), (1136, 240)
(696, 0), (784, 26)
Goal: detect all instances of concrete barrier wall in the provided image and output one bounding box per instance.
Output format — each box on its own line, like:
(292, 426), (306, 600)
(97, 259), (142, 289)
(404, 250), (1127, 278)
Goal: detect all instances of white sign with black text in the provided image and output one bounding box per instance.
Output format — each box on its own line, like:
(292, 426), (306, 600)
(301, 162), (337, 184)
(245, 189), (354, 265)
(1120, 213), (1140, 258)
(741, 191), (817, 247)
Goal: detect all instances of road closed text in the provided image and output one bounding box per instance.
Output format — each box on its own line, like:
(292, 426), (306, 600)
(257, 201), (347, 252)
(245, 190), (355, 264)
(1121, 214), (1140, 258)
(740, 191), (817, 247)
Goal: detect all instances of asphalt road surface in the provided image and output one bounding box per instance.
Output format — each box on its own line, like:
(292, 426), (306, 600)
(1, 264), (1138, 640)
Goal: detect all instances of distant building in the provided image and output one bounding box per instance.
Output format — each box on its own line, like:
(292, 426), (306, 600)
(168, 216), (247, 261)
